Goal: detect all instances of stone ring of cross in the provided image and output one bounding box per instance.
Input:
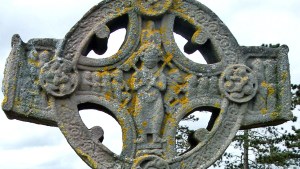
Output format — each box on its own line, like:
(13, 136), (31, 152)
(2, 0), (292, 169)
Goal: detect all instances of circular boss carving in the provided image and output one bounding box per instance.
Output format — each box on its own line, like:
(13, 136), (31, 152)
(132, 155), (170, 169)
(135, 0), (173, 16)
(39, 58), (79, 97)
(220, 64), (258, 103)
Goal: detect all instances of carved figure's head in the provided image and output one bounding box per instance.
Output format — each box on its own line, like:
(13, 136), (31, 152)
(83, 71), (92, 80)
(101, 72), (111, 82)
(112, 69), (123, 82)
(141, 44), (161, 69)
(39, 50), (51, 66)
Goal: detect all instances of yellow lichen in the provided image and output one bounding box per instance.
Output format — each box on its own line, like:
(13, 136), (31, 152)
(268, 86), (275, 96)
(2, 96), (8, 106)
(75, 148), (98, 169)
(28, 59), (40, 67)
(214, 102), (221, 108)
(260, 108), (268, 115)
(132, 155), (150, 167)
(261, 81), (275, 96)
(261, 81), (268, 88)
(214, 109), (224, 124)
(13, 99), (21, 106)
(142, 121), (148, 127)
(95, 71), (101, 77)
(281, 71), (288, 82)
(181, 161), (185, 168)
(164, 52), (173, 63)
(168, 138), (175, 145)
(104, 92), (111, 100)
(34, 79), (40, 85)
(164, 113), (176, 128)
(191, 29), (202, 43)
(132, 104), (141, 117)
(180, 97), (189, 105)
(170, 99), (180, 107)
(270, 112), (279, 119)
(157, 81), (164, 89)
(119, 118), (128, 149)
(138, 129), (144, 135)
(170, 84), (182, 95)
(59, 124), (68, 136)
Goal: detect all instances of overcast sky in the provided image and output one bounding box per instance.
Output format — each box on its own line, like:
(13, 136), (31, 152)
(0, 0), (299, 169)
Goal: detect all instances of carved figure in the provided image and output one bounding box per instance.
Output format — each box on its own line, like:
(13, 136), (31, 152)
(100, 71), (112, 97)
(208, 76), (220, 96)
(111, 69), (131, 105)
(80, 71), (93, 91)
(91, 72), (101, 92)
(39, 50), (52, 67)
(197, 76), (209, 96)
(164, 68), (183, 112)
(131, 44), (166, 145)
(183, 74), (198, 99)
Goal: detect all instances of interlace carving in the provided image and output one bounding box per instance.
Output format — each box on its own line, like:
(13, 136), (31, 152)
(220, 64), (258, 103)
(40, 58), (79, 97)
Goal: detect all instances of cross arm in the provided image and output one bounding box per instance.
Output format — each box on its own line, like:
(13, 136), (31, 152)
(239, 45), (293, 129)
(2, 34), (62, 127)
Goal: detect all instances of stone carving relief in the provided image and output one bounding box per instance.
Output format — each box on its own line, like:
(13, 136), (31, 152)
(112, 69), (131, 105)
(79, 69), (132, 105)
(40, 58), (79, 97)
(2, 0), (292, 169)
(219, 64), (258, 103)
(247, 56), (280, 120)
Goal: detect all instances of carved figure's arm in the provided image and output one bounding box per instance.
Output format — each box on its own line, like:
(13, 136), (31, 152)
(152, 74), (166, 91)
(123, 81), (130, 91)
(131, 71), (146, 90)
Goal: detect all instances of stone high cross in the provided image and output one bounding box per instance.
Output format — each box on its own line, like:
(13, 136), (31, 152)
(2, 0), (293, 168)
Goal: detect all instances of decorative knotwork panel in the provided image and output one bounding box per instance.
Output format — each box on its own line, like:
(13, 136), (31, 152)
(2, 0), (292, 168)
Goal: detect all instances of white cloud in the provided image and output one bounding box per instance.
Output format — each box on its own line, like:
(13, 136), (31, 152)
(0, 142), (89, 169)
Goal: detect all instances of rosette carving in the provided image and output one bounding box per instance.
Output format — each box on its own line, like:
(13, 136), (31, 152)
(220, 64), (258, 103)
(39, 58), (79, 97)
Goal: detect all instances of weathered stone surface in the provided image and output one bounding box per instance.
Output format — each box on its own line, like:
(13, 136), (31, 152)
(2, 0), (293, 168)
